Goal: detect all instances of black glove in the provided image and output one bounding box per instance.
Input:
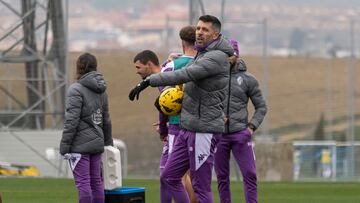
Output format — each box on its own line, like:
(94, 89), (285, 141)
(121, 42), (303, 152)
(154, 96), (161, 112)
(129, 78), (150, 101)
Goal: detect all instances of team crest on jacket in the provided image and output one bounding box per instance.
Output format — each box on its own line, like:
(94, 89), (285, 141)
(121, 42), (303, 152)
(237, 76), (243, 85)
(92, 108), (102, 125)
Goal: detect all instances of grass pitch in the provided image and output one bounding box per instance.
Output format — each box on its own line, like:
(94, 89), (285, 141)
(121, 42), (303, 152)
(0, 178), (360, 203)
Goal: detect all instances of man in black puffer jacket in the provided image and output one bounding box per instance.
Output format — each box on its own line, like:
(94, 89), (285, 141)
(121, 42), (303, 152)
(60, 53), (113, 203)
(129, 15), (234, 203)
(215, 40), (267, 203)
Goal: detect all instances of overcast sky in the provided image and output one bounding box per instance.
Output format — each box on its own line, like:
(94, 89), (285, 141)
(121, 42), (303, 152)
(85, 0), (360, 10)
(240, 0), (360, 7)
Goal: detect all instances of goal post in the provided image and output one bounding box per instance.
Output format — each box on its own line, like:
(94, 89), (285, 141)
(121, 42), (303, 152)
(293, 141), (360, 181)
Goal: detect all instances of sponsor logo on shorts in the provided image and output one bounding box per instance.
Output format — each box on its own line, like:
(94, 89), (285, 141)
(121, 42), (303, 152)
(198, 153), (207, 163)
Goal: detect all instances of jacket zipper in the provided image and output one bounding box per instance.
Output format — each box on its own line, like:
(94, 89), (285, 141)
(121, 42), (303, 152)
(198, 96), (201, 118)
(226, 67), (232, 134)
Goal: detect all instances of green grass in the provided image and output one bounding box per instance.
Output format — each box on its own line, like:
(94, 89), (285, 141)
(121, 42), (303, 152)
(0, 178), (360, 203)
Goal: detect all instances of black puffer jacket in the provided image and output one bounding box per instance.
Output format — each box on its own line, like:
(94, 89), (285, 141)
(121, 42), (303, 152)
(60, 71), (113, 155)
(148, 36), (234, 133)
(225, 59), (267, 134)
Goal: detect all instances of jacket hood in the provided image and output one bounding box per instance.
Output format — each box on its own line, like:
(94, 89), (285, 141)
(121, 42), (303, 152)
(205, 35), (235, 57)
(78, 71), (107, 93)
(232, 58), (247, 73)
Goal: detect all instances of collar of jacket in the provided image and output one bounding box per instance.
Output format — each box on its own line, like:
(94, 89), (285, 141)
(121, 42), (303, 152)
(232, 58), (247, 73)
(195, 34), (221, 52)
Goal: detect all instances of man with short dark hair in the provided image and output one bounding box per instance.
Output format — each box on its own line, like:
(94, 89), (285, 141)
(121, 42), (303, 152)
(133, 50), (161, 80)
(129, 15), (234, 203)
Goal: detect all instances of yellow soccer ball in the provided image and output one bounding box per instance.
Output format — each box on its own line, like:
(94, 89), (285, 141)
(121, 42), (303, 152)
(158, 86), (184, 116)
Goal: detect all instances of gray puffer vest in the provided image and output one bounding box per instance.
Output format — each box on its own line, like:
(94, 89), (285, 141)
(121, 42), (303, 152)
(225, 59), (267, 134)
(149, 36), (234, 133)
(60, 71), (113, 155)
